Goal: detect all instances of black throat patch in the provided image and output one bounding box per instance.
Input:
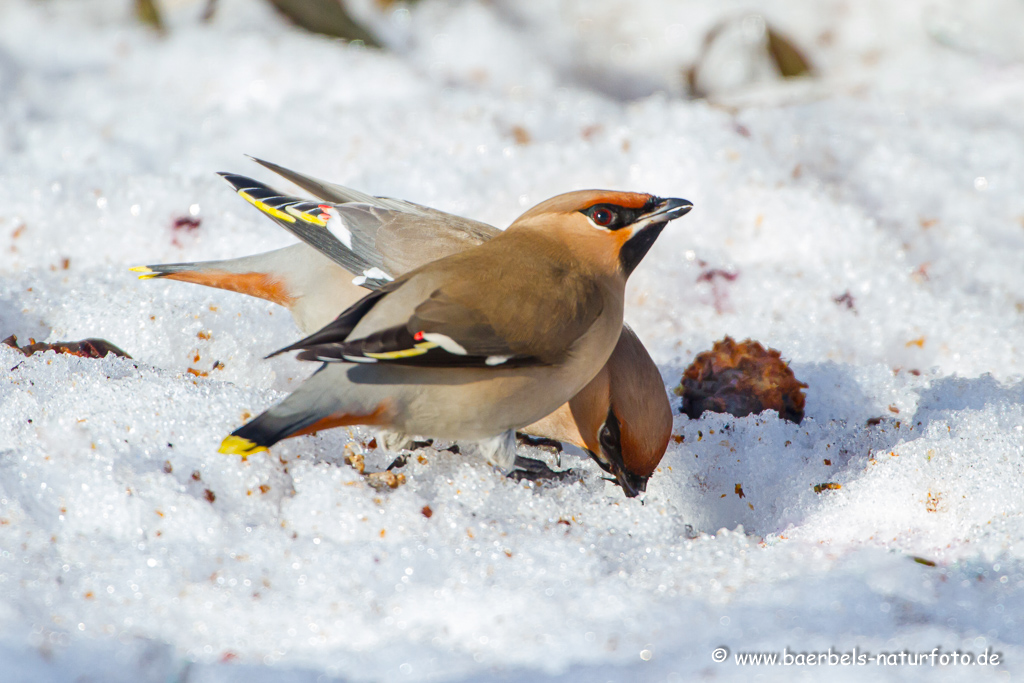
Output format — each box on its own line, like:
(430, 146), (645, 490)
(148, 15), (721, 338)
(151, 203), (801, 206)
(618, 222), (666, 275)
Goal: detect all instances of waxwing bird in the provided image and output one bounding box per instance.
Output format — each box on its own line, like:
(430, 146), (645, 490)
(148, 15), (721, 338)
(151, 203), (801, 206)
(134, 163), (690, 494)
(217, 185), (691, 471)
(524, 326), (672, 496)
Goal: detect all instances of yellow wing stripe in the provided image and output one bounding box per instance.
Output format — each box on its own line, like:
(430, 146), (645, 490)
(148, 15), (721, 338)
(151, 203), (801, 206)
(218, 435), (268, 456)
(130, 266), (159, 280)
(364, 341), (438, 360)
(238, 191), (296, 224)
(286, 205), (328, 226)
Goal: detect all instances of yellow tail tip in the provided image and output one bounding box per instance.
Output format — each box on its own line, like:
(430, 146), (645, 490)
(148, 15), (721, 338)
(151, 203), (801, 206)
(218, 435), (268, 456)
(130, 266), (158, 279)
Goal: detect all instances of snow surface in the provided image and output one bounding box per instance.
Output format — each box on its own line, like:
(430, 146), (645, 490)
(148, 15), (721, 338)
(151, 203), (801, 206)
(2, 0), (1024, 680)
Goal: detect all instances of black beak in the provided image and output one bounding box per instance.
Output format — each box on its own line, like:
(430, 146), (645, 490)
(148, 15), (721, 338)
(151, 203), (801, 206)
(611, 466), (648, 498)
(591, 456), (648, 498)
(593, 407), (649, 498)
(639, 197), (693, 223)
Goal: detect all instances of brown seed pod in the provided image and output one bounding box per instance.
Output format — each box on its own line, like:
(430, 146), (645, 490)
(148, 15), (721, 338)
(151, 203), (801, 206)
(675, 336), (807, 423)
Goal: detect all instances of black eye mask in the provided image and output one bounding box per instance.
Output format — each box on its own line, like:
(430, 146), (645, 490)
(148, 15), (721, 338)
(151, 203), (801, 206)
(579, 196), (660, 231)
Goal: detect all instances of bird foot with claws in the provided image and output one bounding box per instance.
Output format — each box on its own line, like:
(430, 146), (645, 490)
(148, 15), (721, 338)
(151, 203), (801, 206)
(508, 456), (576, 483)
(515, 433), (564, 453)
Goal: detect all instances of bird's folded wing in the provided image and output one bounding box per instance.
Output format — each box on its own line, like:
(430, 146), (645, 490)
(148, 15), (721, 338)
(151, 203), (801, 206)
(218, 172), (416, 289)
(248, 157), (500, 275)
(266, 285), (395, 359)
(218, 172), (385, 283)
(219, 171), (495, 290)
(273, 282), (602, 369)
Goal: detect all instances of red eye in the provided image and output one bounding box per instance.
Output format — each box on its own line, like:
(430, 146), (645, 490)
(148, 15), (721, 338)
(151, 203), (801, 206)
(591, 208), (613, 226)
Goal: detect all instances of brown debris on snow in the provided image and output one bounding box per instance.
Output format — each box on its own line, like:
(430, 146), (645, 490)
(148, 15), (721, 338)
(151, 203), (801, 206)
(675, 336), (806, 423)
(3, 335), (131, 360)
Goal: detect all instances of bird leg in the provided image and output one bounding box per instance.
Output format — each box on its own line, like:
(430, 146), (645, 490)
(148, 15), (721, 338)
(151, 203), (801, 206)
(461, 431), (517, 470)
(508, 456), (576, 483)
(515, 433), (563, 453)
(516, 433), (563, 468)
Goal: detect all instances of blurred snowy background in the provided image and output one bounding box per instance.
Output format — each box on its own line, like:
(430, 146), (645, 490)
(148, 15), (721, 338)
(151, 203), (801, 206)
(2, 0), (1024, 680)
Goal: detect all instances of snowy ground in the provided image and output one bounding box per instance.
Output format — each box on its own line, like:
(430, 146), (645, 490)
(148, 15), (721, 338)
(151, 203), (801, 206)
(2, 0), (1024, 680)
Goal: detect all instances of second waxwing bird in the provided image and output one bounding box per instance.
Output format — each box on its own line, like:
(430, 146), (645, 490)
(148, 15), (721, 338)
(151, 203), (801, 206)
(523, 326), (672, 496)
(133, 164), (688, 494)
(208, 185), (692, 472)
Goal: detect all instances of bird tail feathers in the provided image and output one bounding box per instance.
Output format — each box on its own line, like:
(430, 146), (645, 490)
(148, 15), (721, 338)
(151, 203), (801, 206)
(218, 366), (393, 455)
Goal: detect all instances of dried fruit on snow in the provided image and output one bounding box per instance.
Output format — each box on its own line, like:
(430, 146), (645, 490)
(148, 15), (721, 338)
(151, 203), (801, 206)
(675, 336), (806, 423)
(3, 335), (131, 359)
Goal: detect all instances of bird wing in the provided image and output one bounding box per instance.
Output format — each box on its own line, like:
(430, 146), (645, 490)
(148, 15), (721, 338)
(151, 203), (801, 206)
(219, 170), (498, 289)
(274, 288), (538, 367)
(333, 202), (498, 276)
(270, 251), (605, 369)
(248, 157), (499, 274)
(218, 172), (392, 286)
(266, 284), (395, 359)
